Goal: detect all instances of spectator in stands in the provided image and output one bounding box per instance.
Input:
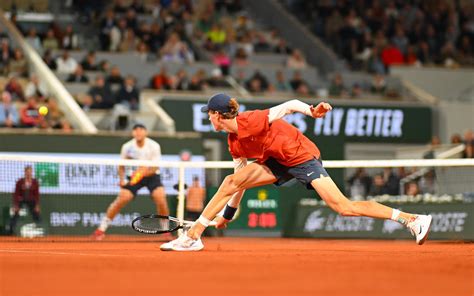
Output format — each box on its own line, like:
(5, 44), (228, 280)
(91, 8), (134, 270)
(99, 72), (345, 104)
(81, 51), (99, 71)
(173, 69), (189, 90)
(185, 175), (206, 221)
(236, 34), (254, 56)
(119, 28), (139, 52)
(106, 66), (124, 92)
(136, 41), (151, 61)
(9, 48), (28, 77)
(150, 67), (172, 90)
(5, 76), (25, 102)
(25, 74), (48, 99)
(100, 10), (116, 50)
(381, 41), (404, 68)
(188, 70), (208, 91)
(113, 0), (129, 13)
(148, 23), (165, 52)
(274, 38), (291, 54)
(207, 68), (231, 88)
(125, 8), (138, 32)
(463, 129), (474, 158)
(351, 83), (363, 98)
(274, 70), (291, 92)
(329, 73), (347, 97)
(423, 136), (441, 159)
(110, 18), (128, 52)
(347, 168), (372, 199)
(42, 50), (57, 70)
(130, 0), (146, 14)
(405, 45), (419, 65)
(295, 83), (312, 96)
(383, 168), (400, 195)
(370, 74), (386, 95)
(88, 75), (115, 109)
(245, 70), (269, 92)
(25, 28), (42, 54)
(406, 182), (420, 196)
(117, 75), (140, 110)
(61, 25), (79, 50)
(99, 60), (111, 73)
(0, 39), (13, 75)
(369, 174), (388, 196)
(286, 49), (307, 69)
(67, 65), (89, 83)
(205, 23), (226, 51)
(392, 26), (409, 55)
(56, 51), (78, 74)
(419, 170), (436, 195)
(7, 166), (41, 235)
(42, 29), (59, 51)
(289, 71), (308, 92)
(233, 48), (249, 66)
(234, 12), (253, 38)
(213, 46), (231, 75)
(451, 133), (463, 144)
(20, 97), (42, 127)
(0, 91), (19, 128)
(367, 47), (385, 74)
(159, 32), (194, 63)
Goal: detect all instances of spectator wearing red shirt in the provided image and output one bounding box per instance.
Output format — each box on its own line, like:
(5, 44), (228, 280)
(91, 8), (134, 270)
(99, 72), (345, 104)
(8, 166), (40, 235)
(150, 67), (172, 90)
(381, 42), (404, 67)
(20, 97), (42, 127)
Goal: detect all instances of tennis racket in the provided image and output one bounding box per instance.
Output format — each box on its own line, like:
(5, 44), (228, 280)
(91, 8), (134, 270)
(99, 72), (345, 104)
(131, 214), (217, 234)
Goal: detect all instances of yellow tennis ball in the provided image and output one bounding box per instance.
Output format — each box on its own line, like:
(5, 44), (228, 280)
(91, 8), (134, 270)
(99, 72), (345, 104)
(38, 106), (48, 116)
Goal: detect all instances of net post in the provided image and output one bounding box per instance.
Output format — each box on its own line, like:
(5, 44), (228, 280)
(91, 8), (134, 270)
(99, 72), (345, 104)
(176, 163), (186, 236)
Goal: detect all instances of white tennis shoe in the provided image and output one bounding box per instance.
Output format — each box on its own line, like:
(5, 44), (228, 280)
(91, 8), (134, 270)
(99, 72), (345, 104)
(407, 214), (433, 245)
(160, 233), (204, 251)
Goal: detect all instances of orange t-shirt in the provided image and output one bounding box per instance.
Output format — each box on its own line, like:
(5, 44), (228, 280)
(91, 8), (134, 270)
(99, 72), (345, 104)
(227, 109), (321, 167)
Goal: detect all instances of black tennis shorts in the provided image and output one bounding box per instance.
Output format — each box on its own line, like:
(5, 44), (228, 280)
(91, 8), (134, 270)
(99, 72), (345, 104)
(264, 157), (329, 190)
(123, 174), (163, 196)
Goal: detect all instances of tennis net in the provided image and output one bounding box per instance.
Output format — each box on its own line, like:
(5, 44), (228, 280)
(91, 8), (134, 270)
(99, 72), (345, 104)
(0, 153), (473, 240)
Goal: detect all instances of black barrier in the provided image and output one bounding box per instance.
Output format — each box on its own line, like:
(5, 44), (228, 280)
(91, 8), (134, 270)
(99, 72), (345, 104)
(284, 199), (474, 240)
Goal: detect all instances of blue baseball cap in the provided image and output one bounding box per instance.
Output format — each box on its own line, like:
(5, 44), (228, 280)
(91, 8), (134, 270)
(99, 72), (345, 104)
(201, 93), (232, 113)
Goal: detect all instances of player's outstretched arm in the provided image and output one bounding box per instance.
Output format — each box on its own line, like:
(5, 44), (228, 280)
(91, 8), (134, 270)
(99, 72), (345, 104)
(268, 99), (332, 123)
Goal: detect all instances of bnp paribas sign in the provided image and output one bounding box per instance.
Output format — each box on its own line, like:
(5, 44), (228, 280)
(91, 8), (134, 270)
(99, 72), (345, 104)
(159, 100), (431, 144)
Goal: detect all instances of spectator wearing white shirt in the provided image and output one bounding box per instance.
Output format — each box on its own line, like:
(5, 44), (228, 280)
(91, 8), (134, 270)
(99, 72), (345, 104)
(56, 51), (78, 74)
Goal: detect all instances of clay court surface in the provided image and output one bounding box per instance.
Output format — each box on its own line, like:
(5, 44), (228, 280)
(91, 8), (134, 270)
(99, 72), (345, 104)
(0, 237), (472, 296)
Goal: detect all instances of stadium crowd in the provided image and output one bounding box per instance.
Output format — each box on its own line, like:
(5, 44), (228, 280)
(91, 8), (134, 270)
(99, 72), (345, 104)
(284, 0), (474, 72)
(347, 131), (474, 199)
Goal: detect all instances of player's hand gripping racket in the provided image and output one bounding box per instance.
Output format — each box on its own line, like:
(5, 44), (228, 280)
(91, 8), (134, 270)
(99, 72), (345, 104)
(131, 215), (216, 234)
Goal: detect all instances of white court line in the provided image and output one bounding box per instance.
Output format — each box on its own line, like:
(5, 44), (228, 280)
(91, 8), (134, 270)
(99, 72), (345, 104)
(0, 249), (154, 258)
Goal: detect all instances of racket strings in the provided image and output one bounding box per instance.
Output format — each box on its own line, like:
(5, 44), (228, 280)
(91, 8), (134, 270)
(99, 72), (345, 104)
(134, 216), (180, 233)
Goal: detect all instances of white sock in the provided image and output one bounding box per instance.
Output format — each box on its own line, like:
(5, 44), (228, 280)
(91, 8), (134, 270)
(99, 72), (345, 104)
(391, 209), (410, 226)
(391, 209), (401, 221)
(98, 217), (112, 232)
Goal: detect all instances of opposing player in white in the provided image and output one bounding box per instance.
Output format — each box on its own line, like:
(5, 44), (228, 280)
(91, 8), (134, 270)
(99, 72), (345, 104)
(93, 124), (169, 240)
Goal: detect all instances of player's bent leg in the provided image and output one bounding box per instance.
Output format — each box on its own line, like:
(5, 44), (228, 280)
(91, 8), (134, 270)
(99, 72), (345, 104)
(151, 187), (169, 216)
(311, 176), (432, 245)
(197, 163), (276, 224)
(93, 189), (134, 240)
(163, 163), (277, 251)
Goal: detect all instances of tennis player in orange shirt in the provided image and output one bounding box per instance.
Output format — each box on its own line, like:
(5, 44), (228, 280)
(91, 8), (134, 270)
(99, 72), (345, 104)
(162, 94), (432, 251)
